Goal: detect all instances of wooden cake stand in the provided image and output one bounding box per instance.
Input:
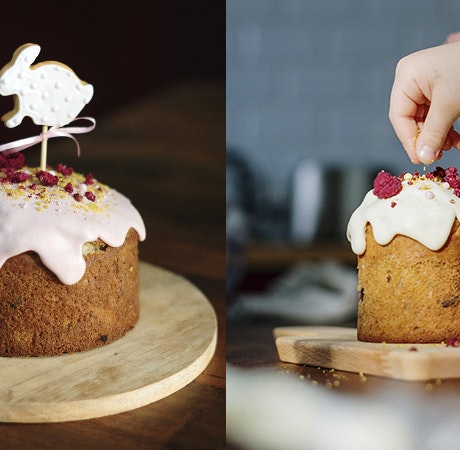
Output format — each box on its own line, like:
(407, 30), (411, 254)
(275, 326), (460, 381)
(0, 261), (217, 423)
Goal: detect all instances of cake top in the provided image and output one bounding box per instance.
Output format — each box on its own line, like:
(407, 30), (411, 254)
(0, 44), (146, 285)
(347, 166), (460, 254)
(0, 154), (146, 284)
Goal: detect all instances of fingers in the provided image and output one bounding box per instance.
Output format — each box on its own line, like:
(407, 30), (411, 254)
(448, 127), (460, 149)
(445, 32), (460, 43)
(388, 113), (420, 164)
(416, 89), (460, 163)
(388, 70), (425, 164)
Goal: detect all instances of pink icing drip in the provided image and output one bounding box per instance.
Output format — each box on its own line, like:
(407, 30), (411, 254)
(0, 186), (145, 284)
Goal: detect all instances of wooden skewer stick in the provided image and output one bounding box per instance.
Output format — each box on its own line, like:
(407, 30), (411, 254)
(40, 125), (48, 171)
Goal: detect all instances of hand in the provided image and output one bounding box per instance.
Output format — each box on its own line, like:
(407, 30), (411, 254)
(389, 40), (460, 165)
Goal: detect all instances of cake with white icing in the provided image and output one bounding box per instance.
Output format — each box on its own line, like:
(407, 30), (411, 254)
(347, 167), (460, 343)
(0, 153), (146, 356)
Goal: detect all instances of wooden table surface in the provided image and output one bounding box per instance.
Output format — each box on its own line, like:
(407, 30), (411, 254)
(0, 81), (225, 449)
(228, 273), (460, 449)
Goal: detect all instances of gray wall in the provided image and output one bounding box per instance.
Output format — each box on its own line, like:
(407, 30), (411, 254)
(227, 0), (460, 241)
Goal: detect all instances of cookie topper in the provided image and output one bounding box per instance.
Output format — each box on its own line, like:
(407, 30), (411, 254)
(0, 43), (95, 169)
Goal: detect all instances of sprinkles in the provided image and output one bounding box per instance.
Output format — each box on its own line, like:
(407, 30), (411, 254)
(373, 166), (460, 200)
(0, 154), (108, 212)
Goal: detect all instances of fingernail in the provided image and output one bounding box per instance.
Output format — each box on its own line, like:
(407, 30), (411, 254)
(418, 145), (439, 164)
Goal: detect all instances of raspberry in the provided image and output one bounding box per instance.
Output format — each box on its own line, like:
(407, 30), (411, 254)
(85, 191), (96, 202)
(85, 172), (94, 185)
(446, 337), (460, 347)
(432, 166), (446, 179)
(0, 153), (25, 170)
(37, 170), (58, 187)
(373, 171), (402, 199)
(56, 163), (73, 176)
(73, 193), (83, 202)
(64, 182), (73, 193)
(9, 171), (31, 183)
(3, 168), (31, 183)
(445, 166), (460, 190)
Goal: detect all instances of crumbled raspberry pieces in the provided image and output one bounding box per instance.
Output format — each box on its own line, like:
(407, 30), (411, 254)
(84, 191), (96, 202)
(446, 337), (460, 347)
(2, 167), (31, 183)
(376, 166), (460, 199)
(424, 166), (460, 198)
(0, 161), (105, 207)
(56, 163), (73, 176)
(37, 170), (58, 186)
(373, 171), (403, 199)
(0, 153), (25, 170)
(444, 166), (460, 197)
(85, 172), (94, 185)
(9, 171), (31, 183)
(432, 166), (446, 179)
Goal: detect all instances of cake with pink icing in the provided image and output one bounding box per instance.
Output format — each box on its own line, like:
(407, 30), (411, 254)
(347, 166), (460, 343)
(0, 153), (146, 356)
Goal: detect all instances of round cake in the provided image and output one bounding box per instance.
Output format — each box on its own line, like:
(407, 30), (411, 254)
(347, 166), (460, 343)
(0, 153), (146, 356)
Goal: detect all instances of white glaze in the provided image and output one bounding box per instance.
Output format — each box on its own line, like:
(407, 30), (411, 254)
(0, 44), (93, 128)
(0, 170), (145, 284)
(347, 177), (460, 254)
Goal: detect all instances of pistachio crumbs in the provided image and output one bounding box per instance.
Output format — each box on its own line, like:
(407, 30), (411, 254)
(0, 154), (109, 214)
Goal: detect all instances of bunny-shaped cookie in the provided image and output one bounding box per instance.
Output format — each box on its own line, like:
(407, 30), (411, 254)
(0, 43), (93, 128)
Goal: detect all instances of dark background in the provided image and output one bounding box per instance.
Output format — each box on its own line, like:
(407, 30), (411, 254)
(0, 1), (224, 137)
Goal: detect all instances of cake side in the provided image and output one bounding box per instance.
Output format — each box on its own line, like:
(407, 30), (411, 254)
(0, 228), (140, 356)
(358, 222), (460, 343)
(0, 157), (146, 356)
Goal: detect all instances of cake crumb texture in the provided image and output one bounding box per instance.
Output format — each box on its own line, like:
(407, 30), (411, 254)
(0, 228), (139, 356)
(358, 222), (460, 343)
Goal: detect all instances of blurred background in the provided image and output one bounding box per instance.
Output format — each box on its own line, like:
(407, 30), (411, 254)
(227, 0), (460, 300)
(0, 1), (223, 120)
(227, 0), (460, 240)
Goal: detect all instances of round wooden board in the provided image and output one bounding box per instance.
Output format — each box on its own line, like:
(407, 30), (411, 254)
(0, 261), (217, 423)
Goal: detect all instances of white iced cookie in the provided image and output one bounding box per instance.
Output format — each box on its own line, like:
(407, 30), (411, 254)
(0, 43), (93, 128)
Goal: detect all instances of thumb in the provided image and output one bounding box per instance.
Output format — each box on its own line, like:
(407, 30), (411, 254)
(417, 100), (456, 164)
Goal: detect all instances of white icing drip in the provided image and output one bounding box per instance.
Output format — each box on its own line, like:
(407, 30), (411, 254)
(347, 178), (460, 255)
(0, 182), (145, 285)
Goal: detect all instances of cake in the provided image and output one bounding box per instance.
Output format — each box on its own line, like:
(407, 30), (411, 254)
(0, 153), (146, 356)
(347, 166), (460, 343)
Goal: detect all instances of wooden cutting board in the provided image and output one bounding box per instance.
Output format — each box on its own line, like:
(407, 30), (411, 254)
(0, 261), (217, 423)
(274, 326), (460, 381)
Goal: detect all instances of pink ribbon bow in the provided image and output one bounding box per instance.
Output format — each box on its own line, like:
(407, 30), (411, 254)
(0, 117), (96, 156)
